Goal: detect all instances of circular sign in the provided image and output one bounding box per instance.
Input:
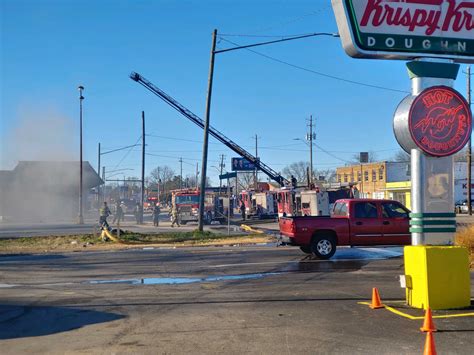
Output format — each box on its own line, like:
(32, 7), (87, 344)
(408, 86), (472, 157)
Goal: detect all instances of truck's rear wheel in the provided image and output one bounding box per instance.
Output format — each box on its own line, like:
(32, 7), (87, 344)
(299, 246), (311, 254)
(311, 235), (336, 259)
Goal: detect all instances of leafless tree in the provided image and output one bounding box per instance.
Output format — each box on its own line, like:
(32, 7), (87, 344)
(350, 151), (379, 164)
(238, 172), (255, 190)
(185, 174), (211, 188)
(149, 165), (175, 185)
(281, 161), (337, 185)
(282, 161), (309, 185)
(391, 148), (467, 162)
(391, 150), (410, 162)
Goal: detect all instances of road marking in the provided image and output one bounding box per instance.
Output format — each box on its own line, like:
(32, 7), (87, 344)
(0, 283), (16, 288)
(210, 261), (298, 268)
(358, 301), (474, 319)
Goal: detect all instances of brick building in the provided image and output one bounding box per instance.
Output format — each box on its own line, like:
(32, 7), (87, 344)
(336, 162), (409, 199)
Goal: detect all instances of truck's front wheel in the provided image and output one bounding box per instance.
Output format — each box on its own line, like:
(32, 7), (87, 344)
(311, 235), (336, 259)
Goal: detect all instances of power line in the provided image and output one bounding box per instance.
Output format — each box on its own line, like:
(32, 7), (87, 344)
(146, 133), (222, 145)
(218, 37), (409, 94)
(247, 6), (331, 34)
(113, 135), (142, 170)
(313, 142), (352, 163)
(219, 32), (318, 38)
(148, 133), (399, 154)
(145, 152), (220, 163)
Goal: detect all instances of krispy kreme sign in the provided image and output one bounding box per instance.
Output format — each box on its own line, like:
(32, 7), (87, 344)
(332, 0), (474, 62)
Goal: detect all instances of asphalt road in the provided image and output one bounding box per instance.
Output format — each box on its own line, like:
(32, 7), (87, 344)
(1, 246), (473, 354)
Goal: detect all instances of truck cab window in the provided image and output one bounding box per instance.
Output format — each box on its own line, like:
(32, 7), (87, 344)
(332, 202), (348, 216)
(382, 203), (409, 218)
(355, 202), (378, 218)
(339, 202), (348, 216)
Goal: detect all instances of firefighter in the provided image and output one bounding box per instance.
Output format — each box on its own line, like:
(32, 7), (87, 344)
(134, 202), (141, 224)
(291, 175), (297, 188)
(152, 203), (161, 227)
(171, 206), (180, 227)
(240, 200), (246, 221)
(99, 202), (111, 230)
(113, 202), (124, 223)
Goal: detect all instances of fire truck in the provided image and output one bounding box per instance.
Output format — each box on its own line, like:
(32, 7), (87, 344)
(171, 188), (232, 224)
(240, 189), (278, 219)
(276, 185), (353, 218)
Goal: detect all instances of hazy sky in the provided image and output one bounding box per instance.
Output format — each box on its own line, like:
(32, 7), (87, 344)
(1, 0), (471, 184)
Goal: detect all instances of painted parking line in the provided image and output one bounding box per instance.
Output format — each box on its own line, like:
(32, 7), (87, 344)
(358, 301), (474, 319)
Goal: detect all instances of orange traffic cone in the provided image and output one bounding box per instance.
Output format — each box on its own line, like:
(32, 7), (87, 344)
(420, 308), (437, 332)
(369, 287), (384, 309)
(423, 331), (437, 355)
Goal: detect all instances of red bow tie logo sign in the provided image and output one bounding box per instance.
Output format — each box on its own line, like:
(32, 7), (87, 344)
(409, 86), (472, 157)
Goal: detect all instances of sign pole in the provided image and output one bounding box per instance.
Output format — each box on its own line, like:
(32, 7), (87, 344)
(227, 177), (230, 236)
(332, 0), (474, 311)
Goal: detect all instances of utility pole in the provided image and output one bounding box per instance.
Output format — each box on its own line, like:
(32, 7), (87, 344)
(198, 28), (217, 232)
(467, 66), (472, 215)
(97, 142), (101, 206)
(141, 111), (145, 224)
(219, 154), (225, 192)
(179, 158), (183, 188)
(196, 163), (199, 189)
(308, 115), (314, 186)
(102, 166), (106, 203)
(78, 85), (84, 224)
(254, 135), (258, 191)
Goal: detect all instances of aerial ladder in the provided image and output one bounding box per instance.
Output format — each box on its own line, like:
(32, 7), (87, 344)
(130, 72), (289, 186)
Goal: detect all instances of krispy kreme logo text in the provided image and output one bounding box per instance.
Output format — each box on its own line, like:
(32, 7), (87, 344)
(360, 0), (474, 35)
(334, 0), (474, 59)
(408, 86), (472, 157)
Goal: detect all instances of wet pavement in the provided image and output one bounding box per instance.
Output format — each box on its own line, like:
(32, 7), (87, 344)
(1, 245), (473, 354)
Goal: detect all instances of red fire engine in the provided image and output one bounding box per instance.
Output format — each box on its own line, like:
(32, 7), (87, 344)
(171, 188), (232, 224)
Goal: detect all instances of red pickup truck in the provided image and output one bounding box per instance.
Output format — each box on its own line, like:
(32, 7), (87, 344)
(278, 199), (410, 259)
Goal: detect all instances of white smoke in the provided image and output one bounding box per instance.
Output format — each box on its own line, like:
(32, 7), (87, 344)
(0, 107), (87, 223)
(1, 107), (76, 169)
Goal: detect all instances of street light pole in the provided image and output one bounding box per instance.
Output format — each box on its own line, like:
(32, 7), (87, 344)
(141, 111), (146, 224)
(97, 142), (101, 206)
(78, 85), (84, 224)
(198, 28), (217, 232)
(308, 115), (314, 186)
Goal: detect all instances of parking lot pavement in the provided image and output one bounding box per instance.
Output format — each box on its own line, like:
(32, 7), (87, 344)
(1, 246), (473, 354)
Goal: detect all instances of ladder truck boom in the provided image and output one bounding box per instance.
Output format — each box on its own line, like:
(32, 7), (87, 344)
(130, 71), (289, 186)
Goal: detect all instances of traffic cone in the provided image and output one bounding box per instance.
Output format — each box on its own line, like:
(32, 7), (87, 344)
(423, 331), (437, 355)
(369, 287), (384, 309)
(420, 308), (437, 332)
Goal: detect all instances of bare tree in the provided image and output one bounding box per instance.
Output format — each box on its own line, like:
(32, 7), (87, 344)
(391, 150), (410, 162)
(237, 172), (255, 190)
(185, 174), (211, 188)
(391, 148), (467, 162)
(149, 165), (175, 185)
(315, 168), (337, 182)
(282, 161), (309, 185)
(350, 151), (379, 164)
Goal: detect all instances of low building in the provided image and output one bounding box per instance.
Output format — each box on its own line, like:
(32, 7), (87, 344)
(337, 161), (473, 210)
(385, 181), (411, 209)
(0, 161), (103, 222)
(336, 161), (409, 199)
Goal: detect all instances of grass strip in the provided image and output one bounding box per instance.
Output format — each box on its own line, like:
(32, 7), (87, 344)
(0, 230), (273, 253)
